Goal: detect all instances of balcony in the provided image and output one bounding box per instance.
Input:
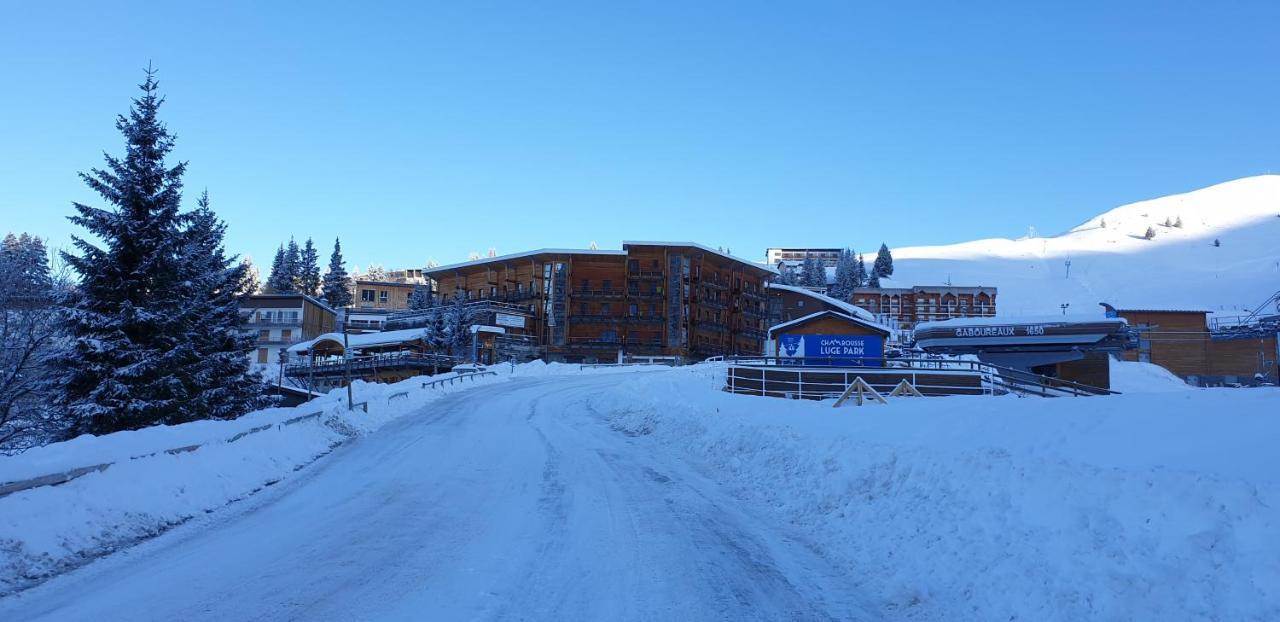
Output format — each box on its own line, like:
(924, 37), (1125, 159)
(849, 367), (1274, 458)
(571, 289), (625, 300)
(739, 290), (766, 303)
(738, 307), (767, 319)
(624, 314), (663, 324)
(694, 320), (729, 334)
(571, 314), (624, 324)
(242, 317), (303, 327)
(626, 290), (665, 299)
(628, 270), (665, 280)
(696, 298), (729, 311)
(700, 280), (729, 291)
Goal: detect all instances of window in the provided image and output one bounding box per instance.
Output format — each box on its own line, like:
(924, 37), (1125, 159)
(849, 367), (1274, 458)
(601, 303), (611, 315)
(651, 259), (659, 268)
(490, 286), (497, 297)
(580, 302), (589, 315)
(628, 259), (639, 272)
(580, 278), (589, 290)
(361, 290), (375, 303)
(602, 279), (612, 291)
(257, 348), (269, 364)
(797, 300), (805, 308)
(629, 304), (638, 316)
(379, 290), (389, 303)
(281, 329), (292, 341)
(601, 329), (618, 342)
(258, 330), (270, 342)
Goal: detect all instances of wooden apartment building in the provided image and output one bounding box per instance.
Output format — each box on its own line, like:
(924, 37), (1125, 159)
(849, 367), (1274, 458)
(422, 242), (776, 362)
(853, 285), (998, 330)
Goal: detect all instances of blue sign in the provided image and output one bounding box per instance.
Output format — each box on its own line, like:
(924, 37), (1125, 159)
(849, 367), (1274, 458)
(778, 334), (883, 367)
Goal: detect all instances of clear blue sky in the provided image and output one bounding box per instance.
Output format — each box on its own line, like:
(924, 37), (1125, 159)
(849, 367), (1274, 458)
(2, 1), (1277, 271)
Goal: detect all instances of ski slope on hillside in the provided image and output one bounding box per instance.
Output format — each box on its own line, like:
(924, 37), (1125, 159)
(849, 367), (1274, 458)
(887, 175), (1280, 317)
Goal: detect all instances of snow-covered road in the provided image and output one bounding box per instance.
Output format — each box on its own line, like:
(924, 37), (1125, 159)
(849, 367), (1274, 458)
(1, 374), (876, 621)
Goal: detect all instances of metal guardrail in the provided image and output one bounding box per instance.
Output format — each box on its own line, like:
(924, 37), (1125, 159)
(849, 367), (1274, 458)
(720, 356), (1118, 398)
(421, 371), (498, 390)
(0, 409), (329, 499)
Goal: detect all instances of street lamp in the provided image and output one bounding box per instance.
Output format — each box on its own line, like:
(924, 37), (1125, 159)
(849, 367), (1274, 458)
(1060, 303), (1070, 315)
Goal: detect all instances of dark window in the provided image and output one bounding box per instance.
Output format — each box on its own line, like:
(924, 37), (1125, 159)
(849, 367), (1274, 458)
(601, 303), (611, 315)
(628, 259), (639, 272)
(580, 278), (589, 290)
(629, 304), (638, 316)
(580, 302), (589, 315)
(361, 289), (375, 302)
(602, 279), (612, 291)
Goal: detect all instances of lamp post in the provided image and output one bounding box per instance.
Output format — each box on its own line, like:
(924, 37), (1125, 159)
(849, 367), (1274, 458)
(1060, 303), (1070, 316)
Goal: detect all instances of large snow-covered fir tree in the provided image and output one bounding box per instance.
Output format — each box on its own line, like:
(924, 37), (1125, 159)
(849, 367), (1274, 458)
(872, 243), (894, 280)
(265, 244), (292, 293)
(177, 192), (269, 421)
(298, 238), (321, 297)
(800, 255), (826, 288)
(322, 238), (353, 307)
(829, 249), (858, 300)
(284, 238), (302, 291)
(855, 253), (868, 288)
(56, 69), (265, 434)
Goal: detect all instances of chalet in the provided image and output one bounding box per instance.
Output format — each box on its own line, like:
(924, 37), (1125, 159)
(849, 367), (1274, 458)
(240, 294), (337, 367)
(422, 242), (776, 363)
(767, 283), (880, 327)
(350, 279), (416, 312)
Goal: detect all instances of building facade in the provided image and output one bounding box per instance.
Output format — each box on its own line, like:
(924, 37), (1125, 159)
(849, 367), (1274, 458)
(852, 285), (997, 330)
(240, 294), (337, 367)
(350, 279), (417, 312)
(422, 242), (776, 362)
(765, 247), (842, 268)
(1106, 305), (1279, 386)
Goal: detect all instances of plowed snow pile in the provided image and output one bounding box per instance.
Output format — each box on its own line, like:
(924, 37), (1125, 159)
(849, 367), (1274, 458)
(597, 366), (1279, 621)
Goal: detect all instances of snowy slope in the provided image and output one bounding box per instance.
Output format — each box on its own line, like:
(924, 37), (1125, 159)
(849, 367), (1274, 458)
(887, 175), (1280, 317)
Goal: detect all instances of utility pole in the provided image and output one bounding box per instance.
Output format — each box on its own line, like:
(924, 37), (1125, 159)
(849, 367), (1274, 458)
(1064, 258), (1072, 279)
(343, 326), (353, 411)
(1060, 303), (1070, 316)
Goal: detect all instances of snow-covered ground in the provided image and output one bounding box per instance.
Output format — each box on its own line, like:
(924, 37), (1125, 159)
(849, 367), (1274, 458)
(886, 175), (1280, 317)
(2, 363), (1277, 621)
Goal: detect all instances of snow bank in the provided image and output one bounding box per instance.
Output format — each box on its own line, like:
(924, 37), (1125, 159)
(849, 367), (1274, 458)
(593, 366), (1280, 621)
(1110, 359), (1194, 393)
(0, 363), (579, 596)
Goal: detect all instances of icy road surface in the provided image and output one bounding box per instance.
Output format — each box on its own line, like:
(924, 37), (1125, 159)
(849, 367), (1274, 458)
(1, 375), (877, 621)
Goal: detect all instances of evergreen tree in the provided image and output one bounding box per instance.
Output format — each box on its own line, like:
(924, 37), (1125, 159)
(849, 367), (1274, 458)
(868, 270), (881, 288)
(237, 256), (261, 296)
(56, 68), (219, 433)
(854, 253), (868, 288)
(775, 263), (798, 285)
(443, 290), (474, 356)
(265, 245), (291, 293)
(297, 238), (321, 297)
(1213, 238), (1221, 247)
(176, 191), (268, 421)
(873, 243), (894, 280)
(364, 264), (387, 282)
(322, 238), (353, 307)
(829, 249), (858, 300)
(800, 255), (825, 288)
(1099, 217), (1107, 228)
(284, 238), (302, 291)
(1144, 226), (1157, 239)
(408, 283), (434, 310)
(1174, 216), (1183, 228)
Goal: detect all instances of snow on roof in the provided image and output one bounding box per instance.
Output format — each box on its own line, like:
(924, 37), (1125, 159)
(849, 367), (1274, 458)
(469, 325), (506, 334)
(423, 248), (628, 275)
(287, 327), (434, 353)
(243, 293), (338, 316)
(766, 283), (878, 322)
(622, 241), (779, 274)
(768, 310), (891, 336)
(915, 314), (1127, 332)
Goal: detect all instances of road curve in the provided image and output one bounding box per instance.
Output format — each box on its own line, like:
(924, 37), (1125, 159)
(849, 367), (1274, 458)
(0, 373), (877, 621)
